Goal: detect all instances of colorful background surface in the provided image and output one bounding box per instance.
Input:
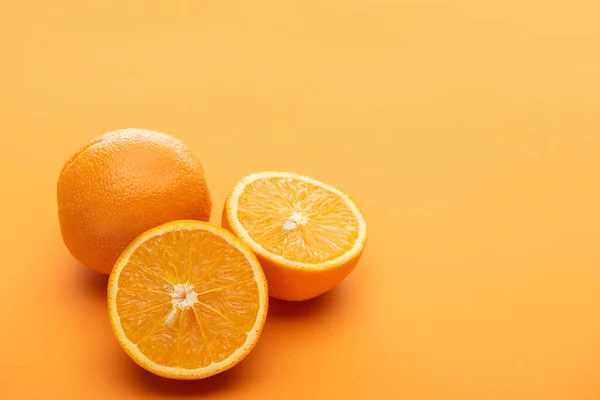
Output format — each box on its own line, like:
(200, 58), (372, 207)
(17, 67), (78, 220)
(2, 1), (600, 399)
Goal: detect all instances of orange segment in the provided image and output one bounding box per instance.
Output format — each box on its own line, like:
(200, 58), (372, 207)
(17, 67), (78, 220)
(223, 171), (367, 301)
(108, 221), (268, 380)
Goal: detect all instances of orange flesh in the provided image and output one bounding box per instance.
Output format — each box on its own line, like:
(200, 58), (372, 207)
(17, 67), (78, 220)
(116, 229), (260, 369)
(236, 177), (360, 263)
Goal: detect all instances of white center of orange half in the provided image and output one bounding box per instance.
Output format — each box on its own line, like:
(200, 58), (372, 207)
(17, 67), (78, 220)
(282, 212), (309, 231)
(163, 282), (199, 326)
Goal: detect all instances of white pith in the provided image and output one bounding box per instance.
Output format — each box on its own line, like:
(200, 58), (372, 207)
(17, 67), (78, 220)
(163, 282), (199, 327)
(282, 212), (309, 231)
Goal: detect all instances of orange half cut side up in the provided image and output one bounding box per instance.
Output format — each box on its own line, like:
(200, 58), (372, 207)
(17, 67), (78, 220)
(223, 171), (367, 301)
(107, 220), (268, 379)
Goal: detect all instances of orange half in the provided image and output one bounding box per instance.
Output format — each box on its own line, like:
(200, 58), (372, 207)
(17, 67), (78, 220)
(223, 171), (367, 301)
(107, 220), (268, 379)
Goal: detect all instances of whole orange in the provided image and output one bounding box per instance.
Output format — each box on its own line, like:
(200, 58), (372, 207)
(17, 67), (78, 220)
(57, 128), (211, 274)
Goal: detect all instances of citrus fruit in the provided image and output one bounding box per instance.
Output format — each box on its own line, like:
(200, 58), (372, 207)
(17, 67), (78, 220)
(108, 220), (268, 380)
(57, 128), (211, 274)
(222, 171), (367, 301)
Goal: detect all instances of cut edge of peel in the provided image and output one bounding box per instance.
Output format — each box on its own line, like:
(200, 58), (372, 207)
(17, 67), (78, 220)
(107, 220), (268, 380)
(225, 171), (368, 271)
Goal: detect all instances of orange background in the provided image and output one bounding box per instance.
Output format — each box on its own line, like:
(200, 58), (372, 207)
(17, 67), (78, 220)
(2, 1), (600, 399)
